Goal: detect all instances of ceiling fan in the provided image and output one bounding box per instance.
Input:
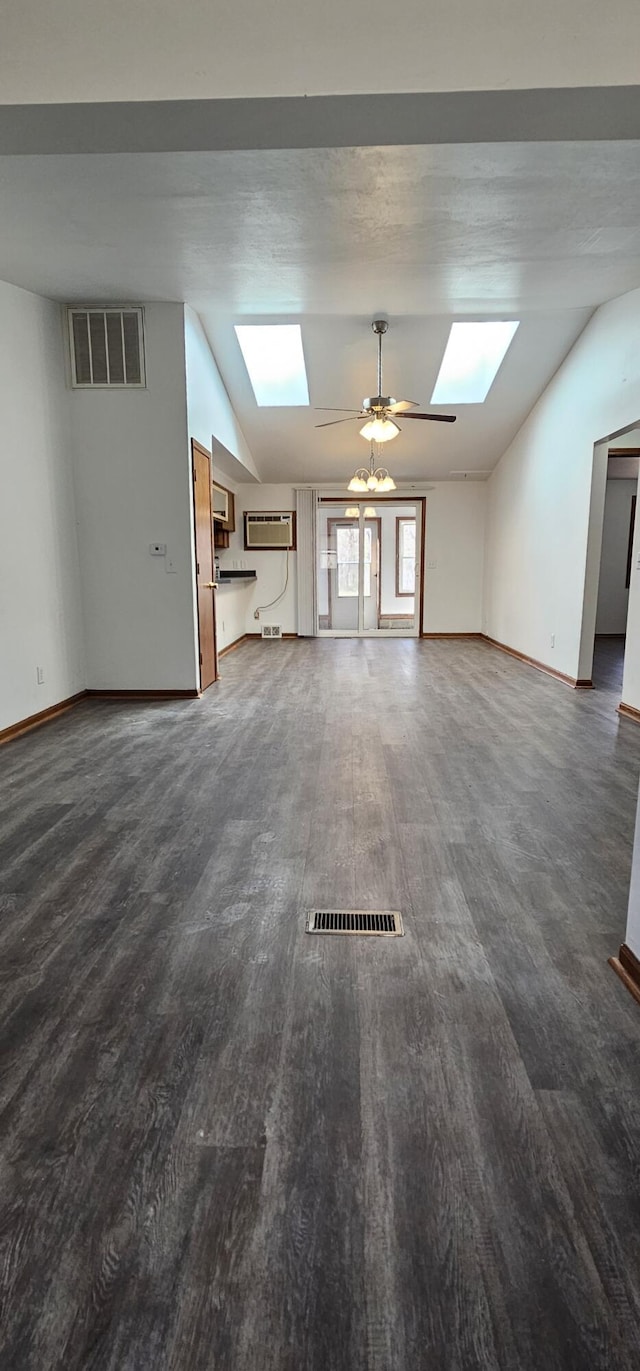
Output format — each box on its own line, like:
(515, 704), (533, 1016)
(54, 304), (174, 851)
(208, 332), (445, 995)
(315, 318), (456, 442)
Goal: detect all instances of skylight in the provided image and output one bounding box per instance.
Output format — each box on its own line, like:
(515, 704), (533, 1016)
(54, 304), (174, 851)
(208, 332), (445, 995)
(431, 321), (519, 404)
(234, 324), (309, 406)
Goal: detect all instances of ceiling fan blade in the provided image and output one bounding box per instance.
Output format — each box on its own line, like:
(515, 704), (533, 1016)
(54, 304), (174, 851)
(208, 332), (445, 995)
(387, 399), (419, 413)
(315, 416), (360, 428)
(401, 412), (457, 423)
(314, 407), (362, 413)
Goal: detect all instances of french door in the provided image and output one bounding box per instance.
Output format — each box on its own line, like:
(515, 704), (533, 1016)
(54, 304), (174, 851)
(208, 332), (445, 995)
(316, 500), (422, 637)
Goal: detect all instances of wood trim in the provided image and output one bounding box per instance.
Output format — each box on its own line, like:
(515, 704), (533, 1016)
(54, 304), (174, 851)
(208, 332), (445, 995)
(421, 632), (482, 639)
(609, 943), (640, 1007)
(626, 493), (636, 589)
(0, 691), (87, 747)
(191, 438), (218, 691)
(244, 632), (299, 640)
(608, 447), (640, 456)
(86, 689), (200, 699)
(617, 701), (640, 724)
(480, 634), (593, 689)
(218, 633), (249, 658)
(418, 497), (426, 636)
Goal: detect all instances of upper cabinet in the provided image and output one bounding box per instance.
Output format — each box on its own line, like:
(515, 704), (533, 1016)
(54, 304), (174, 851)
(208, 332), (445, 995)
(211, 479), (235, 532)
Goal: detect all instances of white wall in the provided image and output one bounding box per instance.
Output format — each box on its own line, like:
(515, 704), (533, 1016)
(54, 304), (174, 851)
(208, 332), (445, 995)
(484, 287), (640, 681)
(0, 280), (84, 731)
(184, 307), (259, 483)
(220, 485), (298, 636)
(595, 478), (636, 634)
(70, 303), (199, 690)
(3, 2), (640, 102)
(423, 483), (486, 634)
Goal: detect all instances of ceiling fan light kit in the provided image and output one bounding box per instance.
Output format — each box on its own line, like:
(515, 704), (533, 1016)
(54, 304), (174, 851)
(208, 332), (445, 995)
(314, 317), (456, 492)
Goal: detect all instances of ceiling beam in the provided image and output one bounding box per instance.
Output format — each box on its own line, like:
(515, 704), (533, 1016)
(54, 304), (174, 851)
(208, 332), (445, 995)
(2, 86), (640, 156)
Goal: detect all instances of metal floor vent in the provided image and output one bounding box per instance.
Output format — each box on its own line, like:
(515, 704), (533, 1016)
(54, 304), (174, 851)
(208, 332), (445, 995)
(306, 909), (404, 936)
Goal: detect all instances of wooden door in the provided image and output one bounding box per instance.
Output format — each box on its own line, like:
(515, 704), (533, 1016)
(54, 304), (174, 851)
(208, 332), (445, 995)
(191, 440), (217, 690)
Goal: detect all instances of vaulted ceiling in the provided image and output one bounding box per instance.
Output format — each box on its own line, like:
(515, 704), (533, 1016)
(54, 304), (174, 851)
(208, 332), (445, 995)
(1, 140), (640, 481)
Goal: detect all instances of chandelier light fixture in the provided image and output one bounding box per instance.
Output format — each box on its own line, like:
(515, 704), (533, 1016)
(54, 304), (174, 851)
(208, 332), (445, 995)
(347, 443), (397, 493)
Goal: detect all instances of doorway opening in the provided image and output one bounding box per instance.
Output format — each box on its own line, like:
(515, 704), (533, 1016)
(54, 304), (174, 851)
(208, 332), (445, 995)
(580, 430), (640, 705)
(316, 498), (424, 636)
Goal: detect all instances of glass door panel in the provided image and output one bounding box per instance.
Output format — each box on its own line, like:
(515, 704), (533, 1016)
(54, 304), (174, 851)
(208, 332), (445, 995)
(317, 501), (420, 636)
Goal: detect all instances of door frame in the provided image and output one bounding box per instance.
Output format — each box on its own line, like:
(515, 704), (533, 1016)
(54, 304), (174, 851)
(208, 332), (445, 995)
(317, 497), (425, 637)
(191, 438), (218, 690)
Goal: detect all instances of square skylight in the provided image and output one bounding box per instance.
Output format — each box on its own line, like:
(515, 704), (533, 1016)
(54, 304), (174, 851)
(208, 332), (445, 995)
(431, 321), (519, 404)
(234, 324), (309, 406)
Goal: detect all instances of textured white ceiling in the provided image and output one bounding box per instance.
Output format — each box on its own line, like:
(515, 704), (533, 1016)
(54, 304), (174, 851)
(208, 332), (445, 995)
(2, 1), (640, 102)
(2, 141), (640, 479)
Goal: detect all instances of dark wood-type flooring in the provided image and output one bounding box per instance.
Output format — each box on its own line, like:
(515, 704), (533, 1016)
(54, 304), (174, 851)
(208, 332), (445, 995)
(1, 638), (639, 1370)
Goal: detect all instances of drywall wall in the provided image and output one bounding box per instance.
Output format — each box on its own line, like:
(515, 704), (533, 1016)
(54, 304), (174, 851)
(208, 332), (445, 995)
(218, 482), (485, 638)
(484, 287), (640, 681)
(70, 303), (199, 690)
(3, 2), (640, 103)
(0, 280), (84, 731)
(423, 483), (486, 634)
(595, 479), (636, 634)
(184, 307), (259, 483)
(623, 785), (640, 959)
(219, 485), (298, 636)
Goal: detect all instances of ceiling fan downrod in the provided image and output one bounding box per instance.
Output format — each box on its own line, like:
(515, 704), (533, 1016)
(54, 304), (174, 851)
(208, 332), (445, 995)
(372, 318), (388, 401)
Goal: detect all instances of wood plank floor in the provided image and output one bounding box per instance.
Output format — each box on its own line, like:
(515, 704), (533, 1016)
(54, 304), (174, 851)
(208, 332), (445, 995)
(1, 637), (639, 1370)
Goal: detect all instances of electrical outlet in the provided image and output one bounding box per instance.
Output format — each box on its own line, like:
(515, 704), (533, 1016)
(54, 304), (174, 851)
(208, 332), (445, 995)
(36, 666), (44, 685)
(426, 559), (437, 569)
(165, 553), (177, 573)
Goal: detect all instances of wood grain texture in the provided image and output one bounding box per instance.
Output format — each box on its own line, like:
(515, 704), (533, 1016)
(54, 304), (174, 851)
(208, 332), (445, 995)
(1, 638), (639, 1369)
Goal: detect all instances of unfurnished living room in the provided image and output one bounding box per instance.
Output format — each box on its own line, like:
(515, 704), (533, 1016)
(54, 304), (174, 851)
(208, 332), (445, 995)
(2, 6), (640, 1370)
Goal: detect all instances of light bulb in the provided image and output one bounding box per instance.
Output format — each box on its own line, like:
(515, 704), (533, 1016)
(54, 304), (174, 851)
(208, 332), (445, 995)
(367, 475), (378, 490)
(347, 475), (368, 492)
(364, 506), (376, 518)
(345, 506), (359, 517)
(359, 417), (400, 443)
(377, 475), (396, 492)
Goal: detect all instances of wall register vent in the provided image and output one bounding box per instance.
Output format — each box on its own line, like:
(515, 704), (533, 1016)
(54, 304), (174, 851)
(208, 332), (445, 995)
(261, 624), (282, 639)
(306, 910), (404, 936)
(68, 307), (146, 388)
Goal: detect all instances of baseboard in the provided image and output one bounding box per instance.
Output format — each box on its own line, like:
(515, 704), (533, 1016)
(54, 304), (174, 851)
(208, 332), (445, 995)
(218, 633), (248, 658)
(609, 943), (640, 1007)
(244, 632), (299, 640)
(85, 689), (200, 699)
(617, 701), (640, 724)
(595, 633), (626, 640)
(0, 690), (87, 747)
(420, 632), (483, 640)
(480, 634), (592, 690)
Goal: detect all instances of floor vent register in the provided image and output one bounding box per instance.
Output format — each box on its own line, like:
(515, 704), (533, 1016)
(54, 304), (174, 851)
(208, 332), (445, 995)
(306, 909), (404, 936)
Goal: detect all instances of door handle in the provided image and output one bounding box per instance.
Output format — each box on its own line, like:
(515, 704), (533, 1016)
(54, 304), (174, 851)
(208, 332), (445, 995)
(202, 581), (217, 588)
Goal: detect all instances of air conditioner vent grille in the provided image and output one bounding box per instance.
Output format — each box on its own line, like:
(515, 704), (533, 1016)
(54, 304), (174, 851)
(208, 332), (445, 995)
(244, 512), (296, 550)
(68, 307), (145, 388)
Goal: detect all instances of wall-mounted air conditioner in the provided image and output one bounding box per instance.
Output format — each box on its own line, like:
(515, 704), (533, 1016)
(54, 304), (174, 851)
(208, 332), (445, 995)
(244, 512), (296, 551)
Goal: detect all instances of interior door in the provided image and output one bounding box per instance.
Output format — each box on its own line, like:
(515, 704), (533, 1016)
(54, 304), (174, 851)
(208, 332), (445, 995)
(191, 439), (217, 690)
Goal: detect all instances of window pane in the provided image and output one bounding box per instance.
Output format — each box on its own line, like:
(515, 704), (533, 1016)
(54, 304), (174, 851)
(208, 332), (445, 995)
(398, 518), (416, 594)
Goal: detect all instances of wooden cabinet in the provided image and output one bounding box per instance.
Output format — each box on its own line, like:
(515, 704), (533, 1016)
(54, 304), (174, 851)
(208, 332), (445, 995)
(212, 480), (235, 532)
